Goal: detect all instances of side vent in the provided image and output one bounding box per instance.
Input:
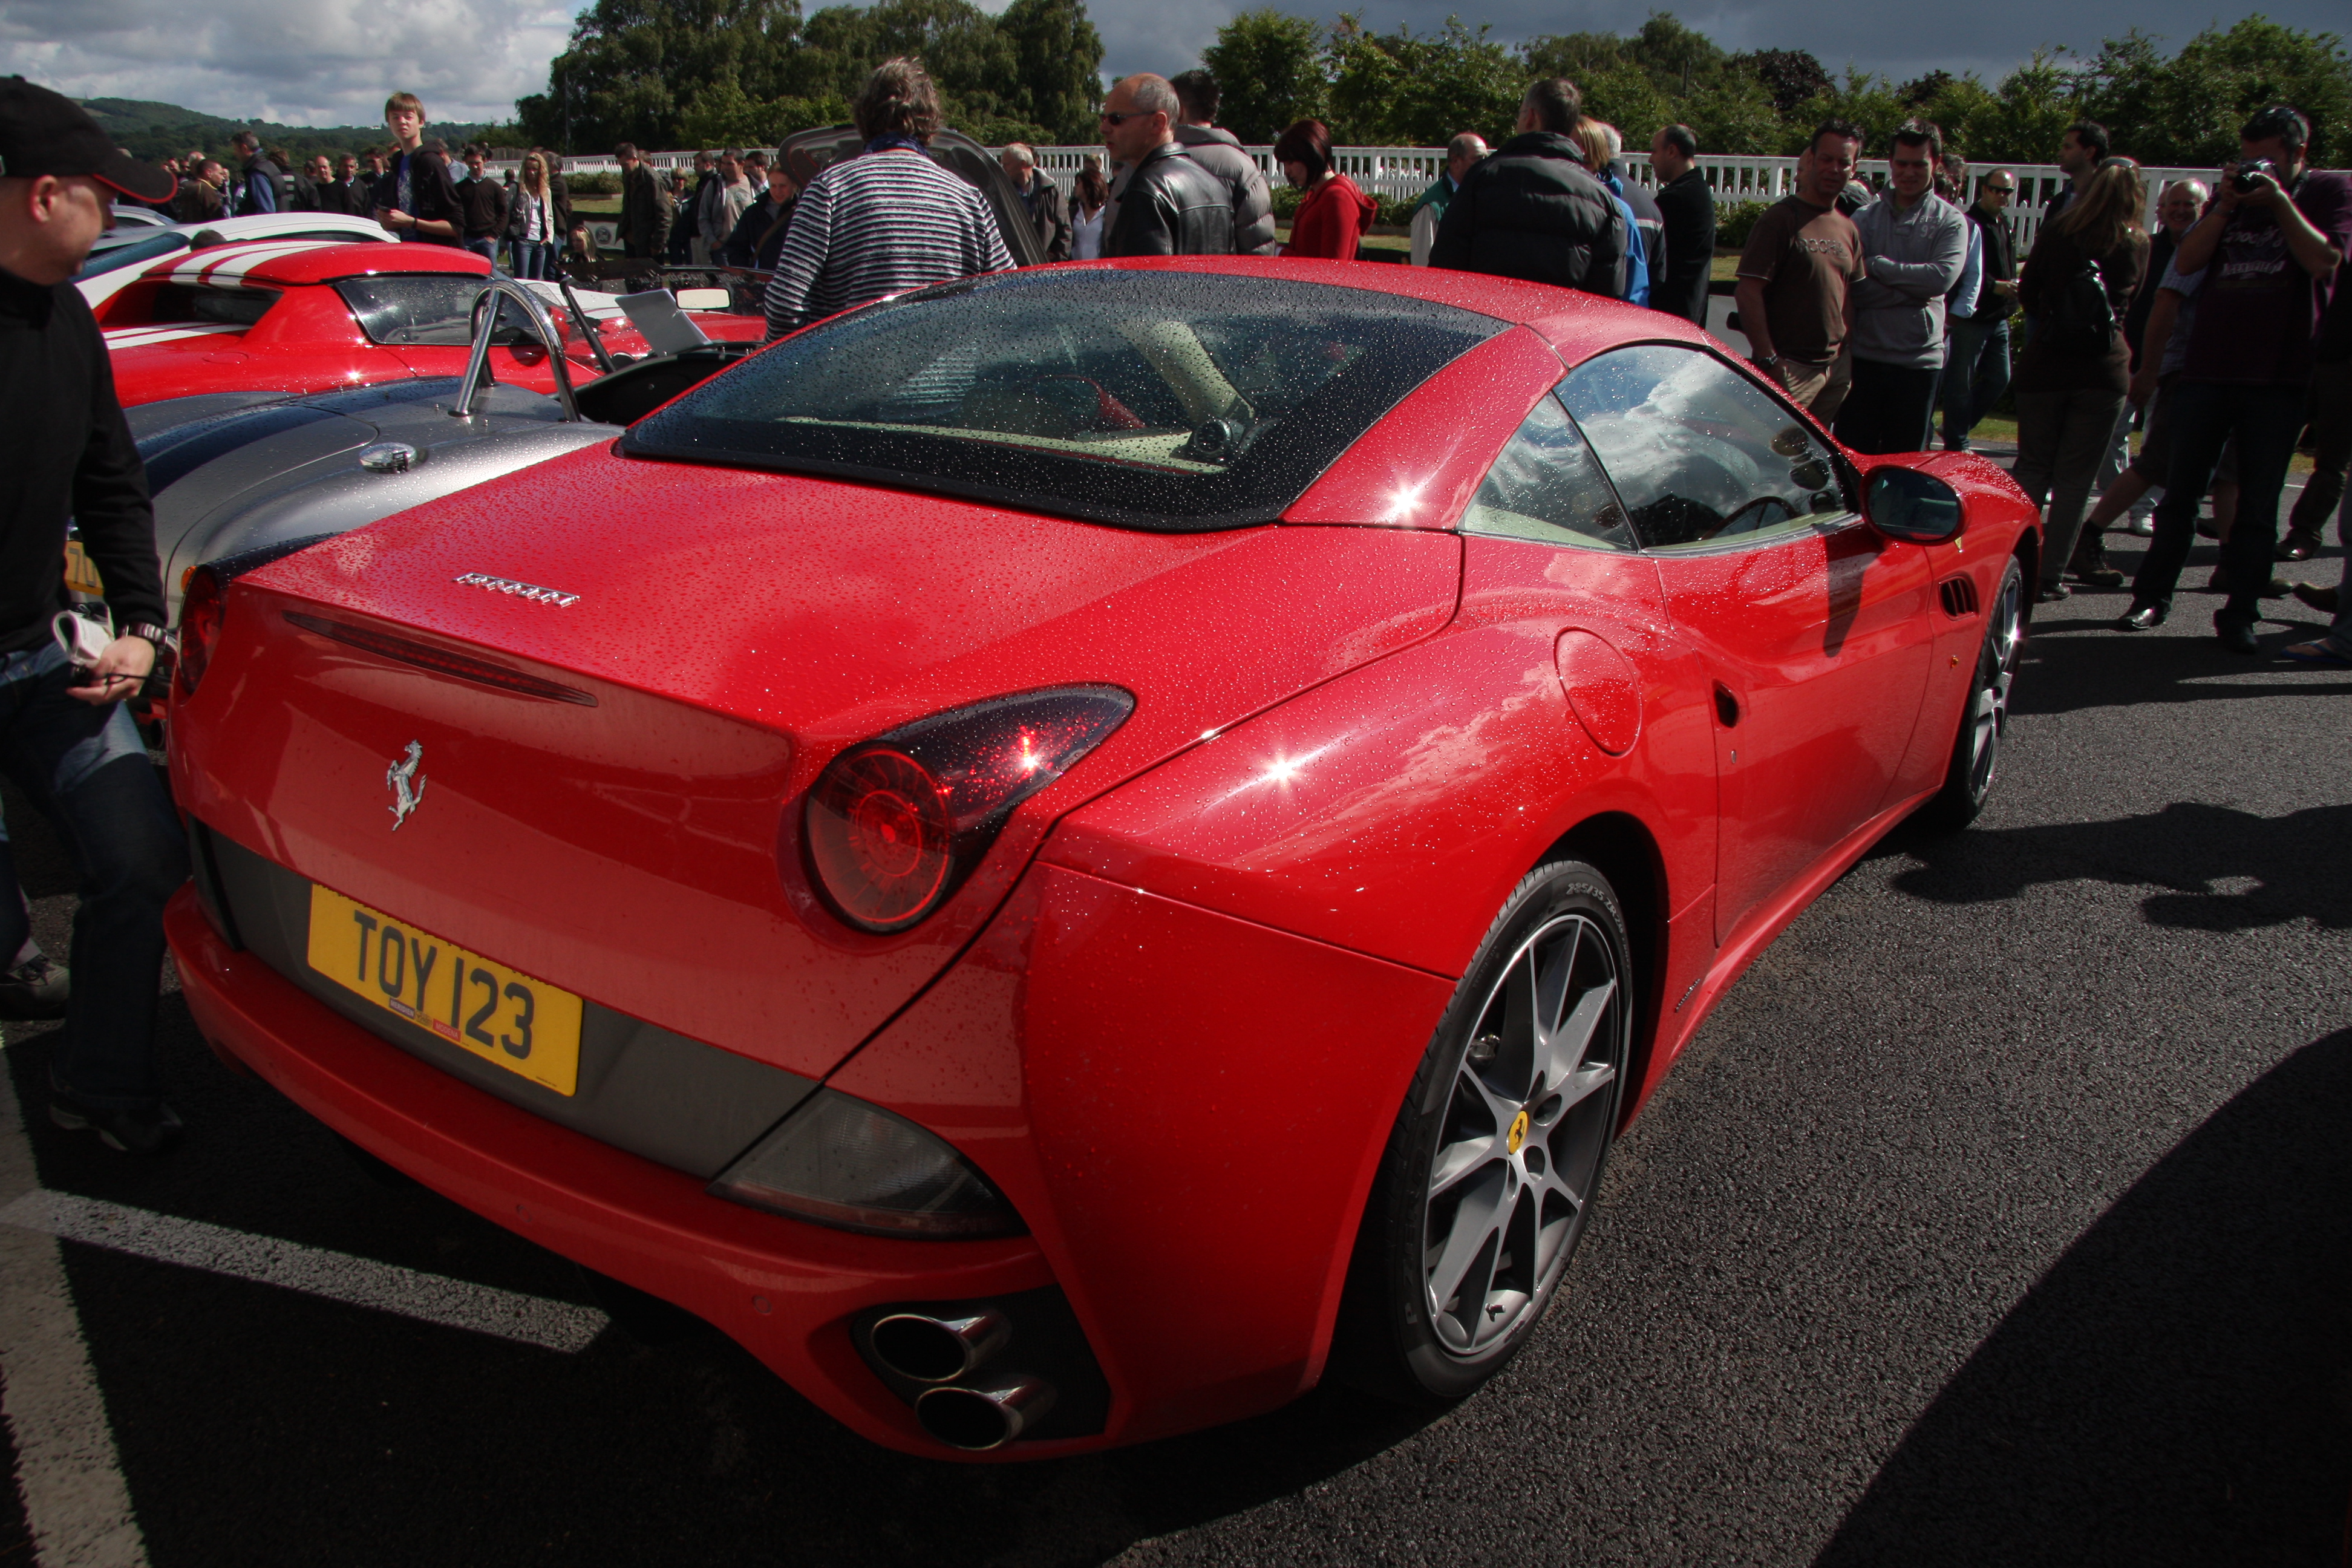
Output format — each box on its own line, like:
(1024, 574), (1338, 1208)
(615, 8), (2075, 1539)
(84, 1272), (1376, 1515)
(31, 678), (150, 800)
(1938, 574), (1981, 619)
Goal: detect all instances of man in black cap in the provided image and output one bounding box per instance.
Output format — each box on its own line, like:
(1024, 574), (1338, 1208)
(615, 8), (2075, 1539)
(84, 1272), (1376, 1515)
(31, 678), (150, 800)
(0, 77), (192, 1152)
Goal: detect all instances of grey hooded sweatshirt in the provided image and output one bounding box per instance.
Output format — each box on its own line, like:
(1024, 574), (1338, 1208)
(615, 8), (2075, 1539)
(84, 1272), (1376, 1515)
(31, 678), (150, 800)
(1849, 192), (1969, 368)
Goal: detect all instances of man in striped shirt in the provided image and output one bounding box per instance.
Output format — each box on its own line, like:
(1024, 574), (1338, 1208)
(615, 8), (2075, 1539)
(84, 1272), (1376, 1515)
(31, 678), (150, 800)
(762, 59), (1013, 340)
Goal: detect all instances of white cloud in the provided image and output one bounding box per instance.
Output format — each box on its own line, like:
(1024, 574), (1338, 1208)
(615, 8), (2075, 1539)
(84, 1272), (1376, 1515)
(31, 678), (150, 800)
(0, 0), (576, 125)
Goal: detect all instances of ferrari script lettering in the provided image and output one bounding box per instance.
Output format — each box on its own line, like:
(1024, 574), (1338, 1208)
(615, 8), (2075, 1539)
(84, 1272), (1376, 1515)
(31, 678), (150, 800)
(453, 572), (580, 607)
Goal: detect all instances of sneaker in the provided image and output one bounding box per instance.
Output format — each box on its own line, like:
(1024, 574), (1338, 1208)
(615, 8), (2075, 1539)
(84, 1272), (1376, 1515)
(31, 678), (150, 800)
(0, 953), (68, 1021)
(48, 1080), (183, 1154)
(2125, 512), (2156, 537)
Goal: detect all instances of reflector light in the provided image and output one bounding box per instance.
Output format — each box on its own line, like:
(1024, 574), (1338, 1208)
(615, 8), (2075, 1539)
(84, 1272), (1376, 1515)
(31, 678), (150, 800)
(803, 686), (1134, 933)
(708, 1088), (1022, 1237)
(283, 612), (596, 705)
(175, 566), (226, 697)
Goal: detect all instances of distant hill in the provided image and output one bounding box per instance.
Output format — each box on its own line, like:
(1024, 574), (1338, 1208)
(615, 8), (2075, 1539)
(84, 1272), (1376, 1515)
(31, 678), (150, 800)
(78, 97), (514, 161)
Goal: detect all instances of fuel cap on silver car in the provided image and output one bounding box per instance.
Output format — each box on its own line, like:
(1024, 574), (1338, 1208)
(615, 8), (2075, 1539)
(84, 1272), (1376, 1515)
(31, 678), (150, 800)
(357, 442), (419, 474)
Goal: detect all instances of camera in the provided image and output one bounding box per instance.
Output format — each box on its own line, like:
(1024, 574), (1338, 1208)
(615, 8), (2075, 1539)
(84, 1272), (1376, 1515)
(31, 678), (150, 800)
(2233, 158), (2277, 193)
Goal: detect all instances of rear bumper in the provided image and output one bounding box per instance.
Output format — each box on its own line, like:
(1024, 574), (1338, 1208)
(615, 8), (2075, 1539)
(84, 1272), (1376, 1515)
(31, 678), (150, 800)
(164, 887), (1070, 1459)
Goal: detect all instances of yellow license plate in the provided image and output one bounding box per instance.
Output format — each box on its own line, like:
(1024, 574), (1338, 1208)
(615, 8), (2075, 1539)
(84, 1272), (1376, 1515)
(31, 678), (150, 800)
(63, 540), (104, 596)
(306, 884), (583, 1096)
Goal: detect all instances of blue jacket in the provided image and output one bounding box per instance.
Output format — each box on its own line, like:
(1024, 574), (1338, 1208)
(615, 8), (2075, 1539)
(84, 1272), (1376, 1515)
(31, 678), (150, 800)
(1602, 171), (1650, 309)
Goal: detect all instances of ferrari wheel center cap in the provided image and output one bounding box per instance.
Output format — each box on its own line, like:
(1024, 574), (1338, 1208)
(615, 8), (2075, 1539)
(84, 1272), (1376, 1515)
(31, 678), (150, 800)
(1506, 1109), (1529, 1155)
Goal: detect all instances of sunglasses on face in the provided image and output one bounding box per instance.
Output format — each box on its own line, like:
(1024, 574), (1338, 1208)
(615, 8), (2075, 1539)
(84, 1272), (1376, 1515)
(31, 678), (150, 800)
(1100, 109), (1148, 126)
(1984, 183), (2014, 194)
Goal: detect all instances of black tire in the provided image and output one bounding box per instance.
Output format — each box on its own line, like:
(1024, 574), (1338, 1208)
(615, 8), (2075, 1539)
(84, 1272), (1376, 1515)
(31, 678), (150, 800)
(1331, 860), (1633, 1405)
(1918, 556), (2025, 832)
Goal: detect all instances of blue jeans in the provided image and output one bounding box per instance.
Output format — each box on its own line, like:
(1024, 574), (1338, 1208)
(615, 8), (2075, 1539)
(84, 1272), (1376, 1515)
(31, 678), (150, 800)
(2130, 380), (2308, 625)
(1940, 315), (2010, 449)
(463, 238), (499, 264)
(0, 645), (187, 1108)
(512, 240), (555, 279)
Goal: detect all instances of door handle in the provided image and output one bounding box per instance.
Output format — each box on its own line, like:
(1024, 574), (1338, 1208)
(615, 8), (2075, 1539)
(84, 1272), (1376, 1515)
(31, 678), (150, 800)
(1713, 683), (1740, 728)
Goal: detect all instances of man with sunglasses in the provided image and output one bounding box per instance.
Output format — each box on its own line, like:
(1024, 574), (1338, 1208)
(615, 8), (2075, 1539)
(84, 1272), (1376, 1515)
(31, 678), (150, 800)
(1099, 74), (1232, 257)
(1940, 168), (2017, 451)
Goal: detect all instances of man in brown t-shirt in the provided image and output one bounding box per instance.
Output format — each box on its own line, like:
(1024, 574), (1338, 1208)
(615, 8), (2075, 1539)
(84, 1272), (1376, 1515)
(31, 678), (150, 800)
(1735, 120), (1867, 419)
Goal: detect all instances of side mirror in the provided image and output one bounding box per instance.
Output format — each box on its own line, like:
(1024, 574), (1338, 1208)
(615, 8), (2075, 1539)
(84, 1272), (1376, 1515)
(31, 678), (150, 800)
(1865, 466), (1964, 543)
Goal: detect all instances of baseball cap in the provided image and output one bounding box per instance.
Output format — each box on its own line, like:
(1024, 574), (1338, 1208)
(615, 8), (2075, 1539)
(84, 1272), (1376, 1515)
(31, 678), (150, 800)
(0, 77), (176, 203)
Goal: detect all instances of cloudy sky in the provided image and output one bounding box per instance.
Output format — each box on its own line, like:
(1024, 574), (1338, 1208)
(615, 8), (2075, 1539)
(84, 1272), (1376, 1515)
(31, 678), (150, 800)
(0, 0), (2341, 130)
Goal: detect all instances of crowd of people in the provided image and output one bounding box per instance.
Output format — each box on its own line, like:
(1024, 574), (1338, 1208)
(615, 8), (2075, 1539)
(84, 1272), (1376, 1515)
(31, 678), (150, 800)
(1726, 106), (2348, 658)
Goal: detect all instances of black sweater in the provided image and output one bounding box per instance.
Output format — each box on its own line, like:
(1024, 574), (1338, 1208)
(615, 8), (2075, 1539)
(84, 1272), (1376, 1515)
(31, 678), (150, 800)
(0, 270), (167, 652)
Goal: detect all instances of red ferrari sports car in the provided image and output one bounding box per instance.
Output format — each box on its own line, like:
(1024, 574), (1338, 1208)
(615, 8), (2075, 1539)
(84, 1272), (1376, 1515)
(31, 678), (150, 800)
(98, 240), (764, 407)
(165, 258), (2037, 1460)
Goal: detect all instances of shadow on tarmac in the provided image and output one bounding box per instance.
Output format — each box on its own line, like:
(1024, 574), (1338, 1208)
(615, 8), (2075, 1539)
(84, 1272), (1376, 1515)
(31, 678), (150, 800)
(1885, 800), (2352, 931)
(1814, 1028), (2352, 1567)
(2010, 603), (2352, 717)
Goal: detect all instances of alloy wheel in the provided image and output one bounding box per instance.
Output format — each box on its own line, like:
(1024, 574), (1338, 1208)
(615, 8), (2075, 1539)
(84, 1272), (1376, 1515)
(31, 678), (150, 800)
(1964, 566), (2025, 803)
(1420, 910), (1625, 1357)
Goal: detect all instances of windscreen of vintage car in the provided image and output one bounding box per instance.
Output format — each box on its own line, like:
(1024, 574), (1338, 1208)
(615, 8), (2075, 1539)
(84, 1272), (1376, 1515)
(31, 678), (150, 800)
(621, 270), (1506, 531)
(74, 231), (191, 284)
(336, 275), (548, 347)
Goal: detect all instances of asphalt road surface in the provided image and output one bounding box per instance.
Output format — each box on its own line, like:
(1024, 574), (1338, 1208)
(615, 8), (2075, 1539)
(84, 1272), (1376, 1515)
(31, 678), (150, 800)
(2, 505), (2347, 1567)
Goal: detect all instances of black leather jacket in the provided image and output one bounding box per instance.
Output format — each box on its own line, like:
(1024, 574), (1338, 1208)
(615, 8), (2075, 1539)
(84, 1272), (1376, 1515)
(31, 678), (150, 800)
(1106, 142), (1235, 258)
(1430, 132), (1625, 299)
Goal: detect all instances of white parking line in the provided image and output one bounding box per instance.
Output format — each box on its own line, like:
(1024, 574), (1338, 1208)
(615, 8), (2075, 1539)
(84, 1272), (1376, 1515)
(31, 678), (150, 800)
(0, 1054), (149, 1568)
(0, 1191), (609, 1355)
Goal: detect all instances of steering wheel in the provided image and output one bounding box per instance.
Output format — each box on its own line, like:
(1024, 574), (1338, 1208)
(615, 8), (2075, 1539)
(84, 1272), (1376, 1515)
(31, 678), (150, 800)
(1710, 494), (1797, 538)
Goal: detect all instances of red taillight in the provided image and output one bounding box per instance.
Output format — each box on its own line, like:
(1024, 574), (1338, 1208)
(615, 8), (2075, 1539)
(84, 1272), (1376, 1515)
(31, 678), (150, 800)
(803, 687), (1134, 933)
(175, 566), (226, 696)
(807, 746), (955, 929)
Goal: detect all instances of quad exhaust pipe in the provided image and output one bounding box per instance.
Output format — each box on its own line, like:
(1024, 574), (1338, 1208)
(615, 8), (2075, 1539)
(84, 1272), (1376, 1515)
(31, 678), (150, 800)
(869, 1307), (1056, 1450)
(915, 1376), (1058, 1451)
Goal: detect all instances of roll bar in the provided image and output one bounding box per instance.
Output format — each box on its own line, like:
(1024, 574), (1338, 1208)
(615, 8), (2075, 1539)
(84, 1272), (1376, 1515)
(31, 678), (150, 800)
(454, 276), (583, 422)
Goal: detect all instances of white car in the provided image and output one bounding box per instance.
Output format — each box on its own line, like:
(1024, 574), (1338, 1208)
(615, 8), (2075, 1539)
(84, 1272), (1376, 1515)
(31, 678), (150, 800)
(76, 212), (394, 308)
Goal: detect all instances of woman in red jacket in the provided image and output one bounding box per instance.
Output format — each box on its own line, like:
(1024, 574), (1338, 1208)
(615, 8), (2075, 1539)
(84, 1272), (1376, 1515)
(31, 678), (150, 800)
(1277, 120), (1376, 261)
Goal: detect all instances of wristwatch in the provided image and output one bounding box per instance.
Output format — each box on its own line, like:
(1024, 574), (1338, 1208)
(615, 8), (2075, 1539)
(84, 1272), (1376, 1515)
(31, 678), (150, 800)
(122, 622), (171, 648)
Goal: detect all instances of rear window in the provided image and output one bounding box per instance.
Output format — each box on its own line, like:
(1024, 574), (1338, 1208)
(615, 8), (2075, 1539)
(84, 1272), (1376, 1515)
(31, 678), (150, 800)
(620, 269), (1503, 531)
(336, 275), (538, 347)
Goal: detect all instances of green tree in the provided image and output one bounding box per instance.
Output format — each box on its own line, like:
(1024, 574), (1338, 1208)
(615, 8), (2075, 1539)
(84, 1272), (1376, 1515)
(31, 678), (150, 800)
(518, 0), (1091, 151)
(1202, 8), (1328, 143)
(996, 0), (1106, 143)
(2093, 16), (2352, 167)
(1328, 14), (1523, 146)
(518, 0), (805, 151)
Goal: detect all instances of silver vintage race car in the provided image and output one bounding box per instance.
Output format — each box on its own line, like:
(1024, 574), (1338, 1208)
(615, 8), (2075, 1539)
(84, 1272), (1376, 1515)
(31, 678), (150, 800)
(81, 278), (751, 633)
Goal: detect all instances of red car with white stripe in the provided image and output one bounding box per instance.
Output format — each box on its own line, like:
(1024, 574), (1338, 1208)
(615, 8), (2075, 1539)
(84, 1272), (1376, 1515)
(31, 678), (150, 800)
(98, 241), (764, 408)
